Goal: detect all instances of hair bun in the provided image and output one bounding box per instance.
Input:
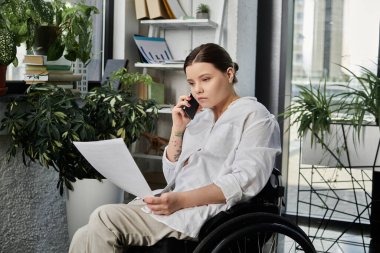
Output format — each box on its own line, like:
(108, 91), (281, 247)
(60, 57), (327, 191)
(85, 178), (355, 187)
(233, 62), (239, 72)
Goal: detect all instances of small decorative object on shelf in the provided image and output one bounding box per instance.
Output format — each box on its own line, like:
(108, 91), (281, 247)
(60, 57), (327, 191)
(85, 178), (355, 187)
(142, 132), (169, 155)
(196, 3), (210, 19)
(71, 59), (88, 93)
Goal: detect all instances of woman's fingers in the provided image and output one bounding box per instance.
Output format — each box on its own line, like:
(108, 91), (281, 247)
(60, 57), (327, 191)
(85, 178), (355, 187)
(176, 95), (191, 108)
(172, 95), (193, 125)
(146, 201), (171, 215)
(143, 192), (181, 215)
(147, 204), (167, 213)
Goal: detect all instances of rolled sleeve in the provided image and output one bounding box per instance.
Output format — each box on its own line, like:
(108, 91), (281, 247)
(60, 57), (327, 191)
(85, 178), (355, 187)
(213, 174), (242, 208)
(214, 114), (281, 208)
(162, 146), (177, 183)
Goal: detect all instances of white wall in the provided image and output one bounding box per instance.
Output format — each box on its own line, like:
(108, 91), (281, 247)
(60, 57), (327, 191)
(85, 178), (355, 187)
(113, 0), (140, 72)
(235, 0), (258, 97)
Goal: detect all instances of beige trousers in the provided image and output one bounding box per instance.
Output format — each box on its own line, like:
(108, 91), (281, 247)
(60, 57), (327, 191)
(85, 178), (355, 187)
(68, 199), (191, 253)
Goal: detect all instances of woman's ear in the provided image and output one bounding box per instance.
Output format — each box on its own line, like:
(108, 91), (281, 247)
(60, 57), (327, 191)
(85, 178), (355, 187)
(226, 67), (235, 83)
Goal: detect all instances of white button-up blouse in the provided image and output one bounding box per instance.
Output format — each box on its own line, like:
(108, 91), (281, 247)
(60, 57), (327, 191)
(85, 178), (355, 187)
(150, 97), (282, 238)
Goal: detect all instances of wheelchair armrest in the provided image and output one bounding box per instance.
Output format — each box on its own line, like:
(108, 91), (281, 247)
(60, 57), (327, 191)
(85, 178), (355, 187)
(198, 201), (279, 240)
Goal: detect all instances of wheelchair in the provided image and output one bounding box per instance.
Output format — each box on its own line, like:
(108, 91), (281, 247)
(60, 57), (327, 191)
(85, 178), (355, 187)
(129, 168), (316, 253)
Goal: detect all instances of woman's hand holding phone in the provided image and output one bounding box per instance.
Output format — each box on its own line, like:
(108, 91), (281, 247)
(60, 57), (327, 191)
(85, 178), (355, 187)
(182, 93), (199, 120)
(172, 94), (199, 131)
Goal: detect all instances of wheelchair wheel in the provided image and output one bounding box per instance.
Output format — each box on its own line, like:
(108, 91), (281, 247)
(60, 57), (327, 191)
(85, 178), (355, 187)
(194, 213), (316, 253)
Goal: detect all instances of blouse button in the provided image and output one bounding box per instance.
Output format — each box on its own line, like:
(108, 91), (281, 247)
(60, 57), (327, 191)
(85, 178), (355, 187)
(197, 148), (202, 151)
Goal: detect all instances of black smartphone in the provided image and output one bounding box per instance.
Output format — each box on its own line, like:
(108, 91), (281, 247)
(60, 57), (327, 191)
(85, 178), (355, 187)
(182, 93), (199, 120)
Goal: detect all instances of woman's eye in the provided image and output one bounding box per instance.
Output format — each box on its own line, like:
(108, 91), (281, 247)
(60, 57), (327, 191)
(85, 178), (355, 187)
(202, 78), (210, 82)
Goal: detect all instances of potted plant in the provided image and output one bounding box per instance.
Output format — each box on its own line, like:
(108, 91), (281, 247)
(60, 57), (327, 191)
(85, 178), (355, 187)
(283, 64), (380, 242)
(0, 79), (158, 194)
(32, 0), (99, 64)
(31, 0), (63, 56)
(110, 68), (153, 92)
(283, 64), (380, 150)
(196, 3), (210, 19)
(0, 0), (51, 95)
(110, 67), (166, 104)
(0, 28), (15, 96)
(1, 72), (159, 237)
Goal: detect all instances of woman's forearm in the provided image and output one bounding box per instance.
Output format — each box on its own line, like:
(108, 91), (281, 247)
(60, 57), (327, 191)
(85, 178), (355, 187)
(166, 127), (185, 162)
(144, 184), (226, 215)
(181, 184), (226, 208)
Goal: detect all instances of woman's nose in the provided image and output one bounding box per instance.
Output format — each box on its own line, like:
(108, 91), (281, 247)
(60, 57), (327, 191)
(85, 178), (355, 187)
(193, 83), (203, 93)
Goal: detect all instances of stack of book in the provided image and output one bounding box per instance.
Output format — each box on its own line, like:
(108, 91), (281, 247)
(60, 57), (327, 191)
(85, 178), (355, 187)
(23, 55), (82, 89)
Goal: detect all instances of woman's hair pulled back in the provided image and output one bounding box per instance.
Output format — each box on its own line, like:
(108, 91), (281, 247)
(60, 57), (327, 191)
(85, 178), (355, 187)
(184, 43), (239, 83)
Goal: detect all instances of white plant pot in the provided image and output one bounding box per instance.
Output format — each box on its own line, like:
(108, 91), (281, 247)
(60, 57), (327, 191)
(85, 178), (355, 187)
(196, 12), (209, 19)
(65, 179), (124, 241)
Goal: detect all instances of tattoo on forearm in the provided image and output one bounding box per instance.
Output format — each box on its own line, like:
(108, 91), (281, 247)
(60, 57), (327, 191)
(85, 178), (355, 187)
(173, 149), (181, 161)
(170, 131), (184, 161)
(170, 139), (182, 161)
(174, 131), (184, 138)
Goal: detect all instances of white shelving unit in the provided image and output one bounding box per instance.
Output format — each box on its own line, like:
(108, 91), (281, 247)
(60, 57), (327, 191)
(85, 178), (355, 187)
(134, 18), (220, 70)
(140, 19), (218, 30)
(147, 106), (173, 114)
(135, 62), (183, 70)
(133, 3), (226, 175)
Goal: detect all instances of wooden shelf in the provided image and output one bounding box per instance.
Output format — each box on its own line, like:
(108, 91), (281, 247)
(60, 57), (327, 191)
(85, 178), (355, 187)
(157, 106), (172, 114)
(146, 105), (173, 114)
(133, 153), (162, 160)
(140, 19), (218, 29)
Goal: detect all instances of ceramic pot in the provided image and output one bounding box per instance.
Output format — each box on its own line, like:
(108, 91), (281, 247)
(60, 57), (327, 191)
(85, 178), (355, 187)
(0, 65), (8, 96)
(196, 12), (209, 19)
(33, 25), (59, 56)
(65, 179), (124, 241)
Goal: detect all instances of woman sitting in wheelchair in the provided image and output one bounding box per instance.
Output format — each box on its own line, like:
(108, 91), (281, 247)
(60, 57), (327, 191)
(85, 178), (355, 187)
(69, 43), (282, 253)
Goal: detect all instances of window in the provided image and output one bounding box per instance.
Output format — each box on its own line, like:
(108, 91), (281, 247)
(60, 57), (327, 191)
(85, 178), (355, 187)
(286, 0), (380, 220)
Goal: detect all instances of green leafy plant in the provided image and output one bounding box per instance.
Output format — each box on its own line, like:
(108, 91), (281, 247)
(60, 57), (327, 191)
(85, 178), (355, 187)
(282, 81), (341, 144)
(41, 0), (99, 63)
(0, 29), (16, 66)
(110, 68), (153, 95)
(0, 82), (158, 195)
(196, 3), (210, 14)
(0, 0), (52, 66)
(337, 65), (380, 130)
(57, 1), (99, 63)
(282, 64), (380, 156)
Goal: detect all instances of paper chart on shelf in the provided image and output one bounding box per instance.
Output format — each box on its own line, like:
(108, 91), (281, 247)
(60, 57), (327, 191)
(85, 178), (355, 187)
(133, 35), (175, 64)
(73, 138), (153, 198)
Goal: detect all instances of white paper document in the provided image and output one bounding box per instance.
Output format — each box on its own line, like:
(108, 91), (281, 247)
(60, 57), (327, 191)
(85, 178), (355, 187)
(73, 138), (153, 198)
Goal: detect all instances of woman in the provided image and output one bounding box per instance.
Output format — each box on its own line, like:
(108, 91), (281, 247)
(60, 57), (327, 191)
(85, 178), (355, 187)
(69, 43), (281, 252)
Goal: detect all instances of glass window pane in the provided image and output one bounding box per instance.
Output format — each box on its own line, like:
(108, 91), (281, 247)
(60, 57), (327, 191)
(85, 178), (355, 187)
(287, 0), (380, 220)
